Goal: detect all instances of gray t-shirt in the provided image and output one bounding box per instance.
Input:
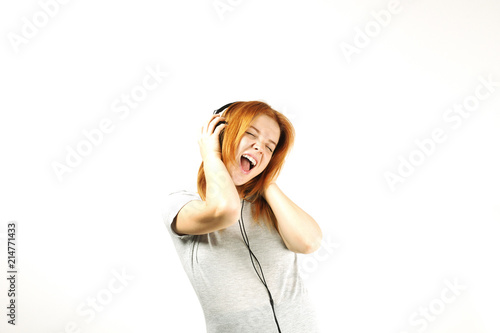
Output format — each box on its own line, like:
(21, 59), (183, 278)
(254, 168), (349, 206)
(163, 190), (319, 333)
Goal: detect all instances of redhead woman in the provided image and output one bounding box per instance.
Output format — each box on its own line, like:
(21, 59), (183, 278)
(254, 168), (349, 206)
(163, 101), (322, 332)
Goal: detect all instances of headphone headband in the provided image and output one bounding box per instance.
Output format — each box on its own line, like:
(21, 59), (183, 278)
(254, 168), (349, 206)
(213, 102), (238, 115)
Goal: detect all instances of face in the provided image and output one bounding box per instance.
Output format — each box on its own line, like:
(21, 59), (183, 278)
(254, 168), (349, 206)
(228, 114), (281, 186)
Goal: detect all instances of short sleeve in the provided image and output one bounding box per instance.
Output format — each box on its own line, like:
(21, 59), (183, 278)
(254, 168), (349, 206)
(162, 190), (201, 239)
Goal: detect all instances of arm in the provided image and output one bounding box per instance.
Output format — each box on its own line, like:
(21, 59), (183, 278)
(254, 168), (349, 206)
(173, 115), (241, 235)
(263, 183), (322, 254)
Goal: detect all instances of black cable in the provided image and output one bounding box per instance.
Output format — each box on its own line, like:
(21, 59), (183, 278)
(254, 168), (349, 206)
(238, 200), (282, 333)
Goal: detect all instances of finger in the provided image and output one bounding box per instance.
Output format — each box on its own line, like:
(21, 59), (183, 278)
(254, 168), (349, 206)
(201, 114), (219, 133)
(207, 116), (226, 134)
(213, 122), (226, 136)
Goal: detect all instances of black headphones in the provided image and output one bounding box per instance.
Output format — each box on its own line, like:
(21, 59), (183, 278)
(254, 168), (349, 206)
(213, 102), (282, 332)
(213, 102), (237, 115)
(213, 102), (236, 148)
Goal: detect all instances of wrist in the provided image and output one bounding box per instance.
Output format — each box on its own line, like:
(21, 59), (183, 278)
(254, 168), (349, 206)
(202, 151), (222, 162)
(263, 182), (278, 200)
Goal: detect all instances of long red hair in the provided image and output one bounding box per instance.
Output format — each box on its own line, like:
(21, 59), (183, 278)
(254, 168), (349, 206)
(197, 101), (295, 231)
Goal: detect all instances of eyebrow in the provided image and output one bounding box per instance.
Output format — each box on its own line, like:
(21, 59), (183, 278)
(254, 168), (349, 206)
(249, 126), (277, 147)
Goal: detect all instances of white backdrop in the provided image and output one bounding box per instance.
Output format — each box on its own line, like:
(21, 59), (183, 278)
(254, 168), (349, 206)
(1, 0), (499, 332)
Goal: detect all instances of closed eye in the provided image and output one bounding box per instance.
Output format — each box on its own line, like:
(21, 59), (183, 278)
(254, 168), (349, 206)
(246, 131), (274, 153)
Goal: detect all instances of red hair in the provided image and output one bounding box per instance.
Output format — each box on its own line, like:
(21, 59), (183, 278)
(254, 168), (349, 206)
(197, 101), (295, 231)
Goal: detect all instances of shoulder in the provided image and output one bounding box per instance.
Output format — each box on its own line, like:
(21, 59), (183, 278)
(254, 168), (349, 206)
(162, 190), (201, 228)
(167, 190), (201, 202)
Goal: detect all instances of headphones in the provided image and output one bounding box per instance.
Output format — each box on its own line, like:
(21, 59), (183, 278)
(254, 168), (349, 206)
(213, 102), (282, 332)
(213, 102), (237, 115)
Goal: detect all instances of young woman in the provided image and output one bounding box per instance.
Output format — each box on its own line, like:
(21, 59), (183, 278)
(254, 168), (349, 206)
(163, 101), (322, 332)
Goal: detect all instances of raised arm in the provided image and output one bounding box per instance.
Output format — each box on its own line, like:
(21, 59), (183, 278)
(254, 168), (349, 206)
(264, 183), (322, 254)
(173, 114), (240, 235)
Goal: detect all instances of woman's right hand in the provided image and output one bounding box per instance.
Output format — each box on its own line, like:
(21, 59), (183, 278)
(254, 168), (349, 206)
(198, 114), (227, 161)
(175, 114), (240, 235)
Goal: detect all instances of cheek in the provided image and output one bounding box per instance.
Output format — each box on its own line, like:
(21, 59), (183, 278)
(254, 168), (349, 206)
(260, 155), (272, 170)
(238, 137), (250, 148)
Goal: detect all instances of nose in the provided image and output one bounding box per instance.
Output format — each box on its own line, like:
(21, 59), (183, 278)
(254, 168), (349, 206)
(252, 140), (263, 154)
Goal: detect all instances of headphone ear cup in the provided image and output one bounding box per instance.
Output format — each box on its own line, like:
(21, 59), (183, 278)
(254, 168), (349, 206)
(218, 126), (225, 151)
(213, 101), (236, 156)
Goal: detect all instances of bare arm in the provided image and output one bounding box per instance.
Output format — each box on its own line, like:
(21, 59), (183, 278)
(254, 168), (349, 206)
(263, 183), (322, 254)
(173, 114), (240, 235)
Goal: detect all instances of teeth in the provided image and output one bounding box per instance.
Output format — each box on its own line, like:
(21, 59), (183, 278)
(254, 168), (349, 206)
(242, 154), (256, 167)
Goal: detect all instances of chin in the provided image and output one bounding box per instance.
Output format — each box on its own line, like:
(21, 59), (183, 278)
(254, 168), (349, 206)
(232, 173), (259, 186)
(233, 177), (251, 186)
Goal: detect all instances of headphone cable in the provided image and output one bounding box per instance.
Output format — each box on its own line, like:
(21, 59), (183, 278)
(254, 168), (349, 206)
(238, 200), (282, 333)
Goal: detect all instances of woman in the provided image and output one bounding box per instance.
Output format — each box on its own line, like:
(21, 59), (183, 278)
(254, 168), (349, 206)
(163, 101), (322, 332)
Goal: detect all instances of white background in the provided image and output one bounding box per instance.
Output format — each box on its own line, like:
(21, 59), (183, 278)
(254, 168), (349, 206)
(1, 0), (499, 332)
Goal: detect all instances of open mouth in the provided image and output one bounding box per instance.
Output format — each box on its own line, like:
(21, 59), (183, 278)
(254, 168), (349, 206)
(240, 154), (257, 173)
